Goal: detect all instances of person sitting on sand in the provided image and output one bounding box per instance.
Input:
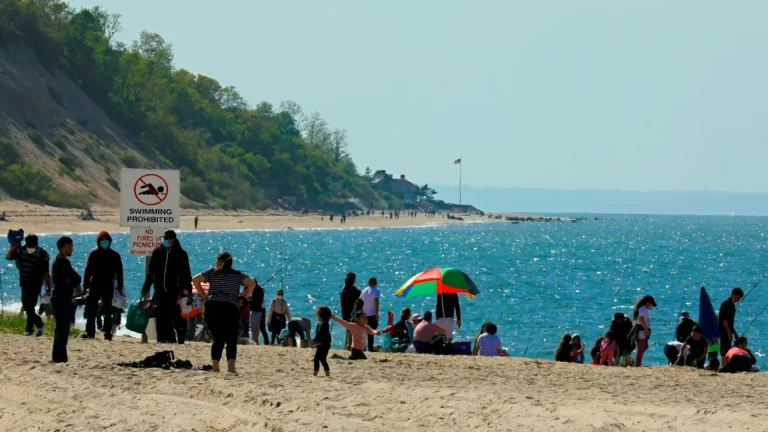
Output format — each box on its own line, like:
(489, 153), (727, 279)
(676, 326), (708, 368)
(600, 331), (619, 366)
(610, 313), (633, 359)
(590, 336), (604, 365)
(571, 334), (585, 364)
(193, 252), (257, 373)
(412, 311), (448, 354)
(472, 322), (491, 356)
(719, 336), (757, 374)
(331, 312), (380, 360)
(476, 322), (504, 357)
(555, 334), (575, 362)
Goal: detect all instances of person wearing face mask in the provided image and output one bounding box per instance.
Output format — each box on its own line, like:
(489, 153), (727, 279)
(51, 236), (81, 363)
(141, 230), (192, 344)
(267, 289), (291, 345)
(631, 295), (657, 367)
(82, 231), (124, 341)
(6, 234), (51, 337)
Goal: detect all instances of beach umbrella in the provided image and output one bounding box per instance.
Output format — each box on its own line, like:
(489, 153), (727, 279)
(395, 267), (480, 299)
(698, 286), (720, 342)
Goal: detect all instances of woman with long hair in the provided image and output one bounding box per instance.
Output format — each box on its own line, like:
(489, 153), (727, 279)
(193, 252), (257, 373)
(555, 334), (575, 362)
(632, 295), (657, 367)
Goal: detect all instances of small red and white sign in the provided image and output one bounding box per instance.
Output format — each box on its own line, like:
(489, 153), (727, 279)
(129, 227), (167, 256)
(120, 169), (180, 227)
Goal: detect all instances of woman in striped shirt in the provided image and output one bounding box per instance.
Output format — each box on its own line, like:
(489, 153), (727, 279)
(193, 252), (256, 373)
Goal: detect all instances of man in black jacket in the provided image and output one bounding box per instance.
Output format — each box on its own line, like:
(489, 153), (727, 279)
(141, 230), (192, 344)
(6, 234), (51, 336)
(675, 311), (698, 343)
(83, 231), (124, 340)
(51, 236), (81, 363)
(340, 273), (360, 350)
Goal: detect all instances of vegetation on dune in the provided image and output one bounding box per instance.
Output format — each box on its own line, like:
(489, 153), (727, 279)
(0, 312), (81, 338)
(0, 0), (393, 210)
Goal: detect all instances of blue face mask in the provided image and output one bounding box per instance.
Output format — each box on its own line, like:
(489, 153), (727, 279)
(161, 239), (170, 248)
(99, 240), (110, 249)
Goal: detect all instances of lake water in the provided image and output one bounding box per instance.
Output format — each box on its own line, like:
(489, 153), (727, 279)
(3, 216), (767, 367)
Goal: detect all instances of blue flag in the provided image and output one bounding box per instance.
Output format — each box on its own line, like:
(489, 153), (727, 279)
(698, 286), (719, 342)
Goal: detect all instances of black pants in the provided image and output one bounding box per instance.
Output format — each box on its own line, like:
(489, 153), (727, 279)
(85, 287), (113, 338)
(349, 348), (367, 360)
(205, 301), (239, 361)
(52, 301), (74, 363)
(314, 345), (330, 372)
(259, 309), (269, 345)
(366, 316), (378, 352)
(719, 355), (753, 373)
(21, 286), (43, 333)
(154, 294), (186, 344)
(685, 354), (705, 369)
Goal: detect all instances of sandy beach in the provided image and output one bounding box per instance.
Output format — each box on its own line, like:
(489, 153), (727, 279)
(0, 333), (765, 432)
(0, 200), (510, 234)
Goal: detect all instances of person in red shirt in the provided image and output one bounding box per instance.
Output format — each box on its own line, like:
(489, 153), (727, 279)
(719, 337), (757, 373)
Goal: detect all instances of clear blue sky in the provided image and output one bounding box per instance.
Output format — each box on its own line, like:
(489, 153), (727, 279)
(68, 1), (768, 193)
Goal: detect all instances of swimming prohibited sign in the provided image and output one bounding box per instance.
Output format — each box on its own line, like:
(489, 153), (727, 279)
(120, 169), (180, 227)
(129, 227), (167, 256)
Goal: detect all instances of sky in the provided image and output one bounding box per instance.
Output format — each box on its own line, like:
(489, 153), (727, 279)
(67, 1), (768, 193)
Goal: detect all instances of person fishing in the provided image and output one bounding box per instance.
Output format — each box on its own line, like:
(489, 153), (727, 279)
(718, 287), (744, 363)
(82, 231), (124, 341)
(193, 252), (257, 373)
(631, 295), (657, 367)
(267, 289), (291, 345)
(339, 272), (360, 349)
(675, 311), (697, 343)
(6, 233), (51, 337)
(50, 236), (80, 363)
(141, 230), (192, 344)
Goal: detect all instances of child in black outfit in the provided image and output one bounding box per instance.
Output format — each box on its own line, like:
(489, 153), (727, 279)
(314, 306), (332, 376)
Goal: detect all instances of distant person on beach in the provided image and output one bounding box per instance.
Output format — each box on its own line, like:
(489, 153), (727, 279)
(675, 326), (707, 368)
(476, 322), (504, 357)
(590, 336), (604, 365)
(193, 252), (256, 373)
(599, 331), (619, 366)
(83, 231), (124, 341)
(50, 236), (80, 363)
(340, 273), (361, 349)
(719, 336), (757, 374)
(331, 311), (380, 360)
(631, 295), (657, 367)
(141, 230), (192, 344)
(359, 277), (380, 351)
(610, 313), (633, 359)
(412, 311), (448, 354)
(435, 292), (461, 343)
(313, 306), (332, 376)
(6, 233), (51, 336)
(555, 334), (575, 362)
(675, 311), (697, 343)
(718, 287), (744, 363)
(194, 216), (199, 229)
(249, 282), (268, 344)
(267, 289), (291, 345)
(571, 334), (585, 364)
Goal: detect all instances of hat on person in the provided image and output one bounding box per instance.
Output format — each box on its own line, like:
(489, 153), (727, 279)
(681, 311), (689, 318)
(163, 230), (177, 240)
(410, 314), (422, 322)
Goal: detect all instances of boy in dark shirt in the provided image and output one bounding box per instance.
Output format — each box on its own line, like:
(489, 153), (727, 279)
(51, 236), (81, 363)
(677, 326), (708, 368)
(6, 234), (51, 336)
(718, 287), (744, 361)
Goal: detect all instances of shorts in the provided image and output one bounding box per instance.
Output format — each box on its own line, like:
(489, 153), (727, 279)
(435, 317), (455, 336)
(249, 311), (262, 327)
(38, 303), (53, 317)
(720, 337), (732, 357)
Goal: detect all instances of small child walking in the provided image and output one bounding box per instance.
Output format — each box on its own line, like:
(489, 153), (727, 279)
(313, 306), (332, 376)
(332, 312), (380, 360)
(600, 331), (619, 366)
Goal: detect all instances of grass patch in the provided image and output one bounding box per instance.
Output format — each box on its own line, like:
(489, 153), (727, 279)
(0, 312), (81, 338)
(27, 129), (46, 150)
(118, 151), (141, 168)
(52, 136), (67, 151)
(57, 154), (78, 171)
(106, 177), (120, 191)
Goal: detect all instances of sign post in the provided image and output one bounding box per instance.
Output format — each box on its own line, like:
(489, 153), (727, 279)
(129, 227), (167, 257)
(120, 169), (180, 228)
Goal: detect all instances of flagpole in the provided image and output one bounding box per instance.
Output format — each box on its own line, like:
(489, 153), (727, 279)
(459, 159), (462, 206)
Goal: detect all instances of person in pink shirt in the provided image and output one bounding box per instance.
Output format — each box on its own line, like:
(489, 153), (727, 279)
(331, 312), (380, 360)
(412, 311), (447, 354)
(600, 331), (619, 366)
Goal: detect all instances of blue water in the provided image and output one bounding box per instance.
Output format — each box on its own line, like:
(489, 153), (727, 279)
(2, 216), (767, 368)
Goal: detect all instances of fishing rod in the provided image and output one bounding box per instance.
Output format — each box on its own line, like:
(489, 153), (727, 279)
(261, 242), (311, 287)
(522, 332), (532, 357)
(742, 301), (768, 336)
(738, 276), (766, 307)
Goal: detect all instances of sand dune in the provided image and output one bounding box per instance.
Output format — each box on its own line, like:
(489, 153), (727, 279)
(0, 333), (765, 431)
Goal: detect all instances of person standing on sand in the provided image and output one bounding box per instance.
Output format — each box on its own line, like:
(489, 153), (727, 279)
(6, 234), (51, 337)
(83, 231), (124, 341)
(194, 216), (199, 230)
(193, 252), (257, 373)
(435, 292), (461, 342)
(718, 287), (744, 363)
(267, 289), (291, 345)
(313, 306), (332, 376)
(340, 272), (361, 349)
(141, 230), (192, 344)
(631, 295), (657, 367)
(359, 277), (380, 351)
(51, 236), (80, 363)
(249, 282), (267, 344)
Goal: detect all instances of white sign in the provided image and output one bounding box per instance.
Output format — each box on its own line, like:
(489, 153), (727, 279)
(120, 169), (180, 227)
(129, 227), (166, 256)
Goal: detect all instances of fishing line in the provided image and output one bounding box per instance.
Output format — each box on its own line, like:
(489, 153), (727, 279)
(261, 241), (311, 287)
(522, 332), (532, 357)
(742, 301), (768, 336)
(738, 276), (766, 307)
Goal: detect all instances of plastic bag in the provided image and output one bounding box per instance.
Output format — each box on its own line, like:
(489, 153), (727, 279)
(179, 295), (202, 319)
(112, 292), (128, 310)
(125, 302), (150, 333)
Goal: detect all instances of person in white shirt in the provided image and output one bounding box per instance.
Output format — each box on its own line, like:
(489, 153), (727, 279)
(632, 295), (657, 367)
(359, 278), (380, 352)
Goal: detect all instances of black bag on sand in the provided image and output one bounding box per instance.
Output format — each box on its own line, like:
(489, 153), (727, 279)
(117, 351), (208, 370)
